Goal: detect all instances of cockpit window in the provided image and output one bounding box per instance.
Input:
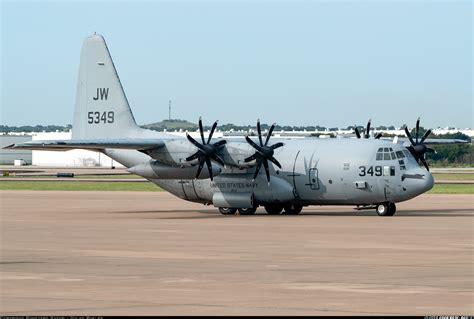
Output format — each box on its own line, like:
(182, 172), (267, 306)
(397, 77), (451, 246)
(396, 151), (405, 159)
(376, 147), (398, 161)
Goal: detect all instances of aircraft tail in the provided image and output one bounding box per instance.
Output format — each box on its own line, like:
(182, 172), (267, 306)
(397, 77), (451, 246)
(72, 33), (142, 139)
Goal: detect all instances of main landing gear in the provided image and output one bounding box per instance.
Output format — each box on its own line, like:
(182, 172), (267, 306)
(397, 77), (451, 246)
(218, 204), (303, 215)
(218, 207), (257, 215)
(264, 204), (303, 215)
(376, 202), (396, 216)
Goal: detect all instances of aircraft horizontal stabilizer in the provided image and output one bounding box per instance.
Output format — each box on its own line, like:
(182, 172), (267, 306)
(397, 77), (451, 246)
(3, 139), (165, 151)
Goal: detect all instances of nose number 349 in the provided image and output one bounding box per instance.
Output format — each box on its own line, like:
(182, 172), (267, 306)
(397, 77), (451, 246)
(359, 166), (383, 177)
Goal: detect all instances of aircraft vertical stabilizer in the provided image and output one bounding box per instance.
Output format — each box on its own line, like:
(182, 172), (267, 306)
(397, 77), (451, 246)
(72, 33), (141, 139)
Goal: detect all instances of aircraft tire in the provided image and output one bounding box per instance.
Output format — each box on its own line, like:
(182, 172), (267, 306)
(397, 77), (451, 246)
(238, 207), (257, 215)
(219, 207), (237, 215)
(388, 202), (396, 216)
(283, 204), (303, 215)
(264, 205), (283, 215)
(376, 202), (394, 216)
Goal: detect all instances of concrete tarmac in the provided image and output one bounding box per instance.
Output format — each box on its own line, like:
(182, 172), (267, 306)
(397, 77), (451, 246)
(1, 191), (473, 315)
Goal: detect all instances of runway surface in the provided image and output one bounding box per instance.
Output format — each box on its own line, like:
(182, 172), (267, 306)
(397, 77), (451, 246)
(1, 191), (473, 315)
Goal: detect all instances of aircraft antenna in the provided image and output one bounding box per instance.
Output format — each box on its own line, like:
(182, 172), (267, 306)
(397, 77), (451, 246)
(168, 100), (171, 120)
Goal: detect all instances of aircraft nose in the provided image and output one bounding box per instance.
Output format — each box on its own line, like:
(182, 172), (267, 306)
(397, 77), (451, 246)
(423, 171), (434, 192)
(401, 169), (434, 195)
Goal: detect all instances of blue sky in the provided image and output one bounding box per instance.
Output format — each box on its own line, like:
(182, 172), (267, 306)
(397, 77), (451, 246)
(1, 0), (472, 128)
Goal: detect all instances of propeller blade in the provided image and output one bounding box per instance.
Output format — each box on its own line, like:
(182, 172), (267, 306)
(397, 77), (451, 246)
(205, 158), (213, 180)
(198, 117), (205, 144)
(186, 133), (206, 151)
(365, 120), (371, 139)
(415, 117), (420, 144)
(195, 160), (205, 179)
(262, 159), (270, 184)
(186, 152), (200, 162)
(244, 153), (258, 163)
(265, 123), (276, 146)
(354, 126), (361, 139)
(252, 159), (262, 181)
(374, 132), (383, 139)
(245, 136), (265, 153)
(271, 142), (284, 150)
(212, 154), (225, 167)
(207, 121), (218, 144)
(404, 126), (416, 146)
(419, 129), (432, 144)
(257, 119), (263, 146)
(426, 147), (436, 153)
(420, 156), (430, 171)
(268, 156), (282, 169)
(213, 140), (227, 148)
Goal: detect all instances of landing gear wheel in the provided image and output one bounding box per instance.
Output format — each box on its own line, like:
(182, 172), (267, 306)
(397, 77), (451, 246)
(264, 205), (283, 215)
(376, 202), (396, 216)
(219, 207), (237, 215)
(283, 204), (303, 215)
(388, 202), (396, 216)
(238, 207), (257, 215)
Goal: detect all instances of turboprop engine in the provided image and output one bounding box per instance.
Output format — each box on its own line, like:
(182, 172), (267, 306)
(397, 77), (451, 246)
(127, 160), (222, 180)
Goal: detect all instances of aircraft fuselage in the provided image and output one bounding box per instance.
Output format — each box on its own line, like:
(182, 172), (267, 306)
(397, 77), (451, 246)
(104, 137), (433, 208)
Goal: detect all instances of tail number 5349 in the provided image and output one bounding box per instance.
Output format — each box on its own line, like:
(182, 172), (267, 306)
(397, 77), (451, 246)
(87, 111), (114, 124)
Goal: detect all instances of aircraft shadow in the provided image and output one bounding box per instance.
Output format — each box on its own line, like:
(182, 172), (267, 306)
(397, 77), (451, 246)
(110, 208), (472, 219)
(302, 208), (473, 217)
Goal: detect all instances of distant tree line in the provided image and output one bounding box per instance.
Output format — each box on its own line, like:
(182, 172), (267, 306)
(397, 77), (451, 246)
(1, 124), (72, 133)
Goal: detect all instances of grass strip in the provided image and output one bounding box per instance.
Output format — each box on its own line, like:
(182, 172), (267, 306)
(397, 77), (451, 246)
(428, 184), (474, 194)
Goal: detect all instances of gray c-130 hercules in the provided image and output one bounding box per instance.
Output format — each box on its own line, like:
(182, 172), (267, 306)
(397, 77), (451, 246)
(6, 34), (467, 216)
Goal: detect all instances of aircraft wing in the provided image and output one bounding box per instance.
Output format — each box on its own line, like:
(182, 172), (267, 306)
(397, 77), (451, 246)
(380, 137), (469, 145)
(3, 139), (165, 151)
(421, 138), (469, 144)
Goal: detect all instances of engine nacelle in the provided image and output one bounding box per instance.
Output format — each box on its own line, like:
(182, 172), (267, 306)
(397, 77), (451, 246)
(146, 139), (258, 169)
(127, 160), (222, 180)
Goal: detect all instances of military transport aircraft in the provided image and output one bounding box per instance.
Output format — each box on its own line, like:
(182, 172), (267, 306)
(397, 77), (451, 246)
(6, 34), (467, 216)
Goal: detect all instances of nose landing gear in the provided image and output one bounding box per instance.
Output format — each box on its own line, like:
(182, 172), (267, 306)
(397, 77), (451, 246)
(376, 202), (396, 216)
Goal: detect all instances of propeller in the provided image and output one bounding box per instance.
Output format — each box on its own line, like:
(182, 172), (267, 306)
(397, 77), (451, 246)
(244, 119), (284, 184)
(403, 117), (434, 171)
(186, 117), (227, 180)
(354, 119), (383, 139)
